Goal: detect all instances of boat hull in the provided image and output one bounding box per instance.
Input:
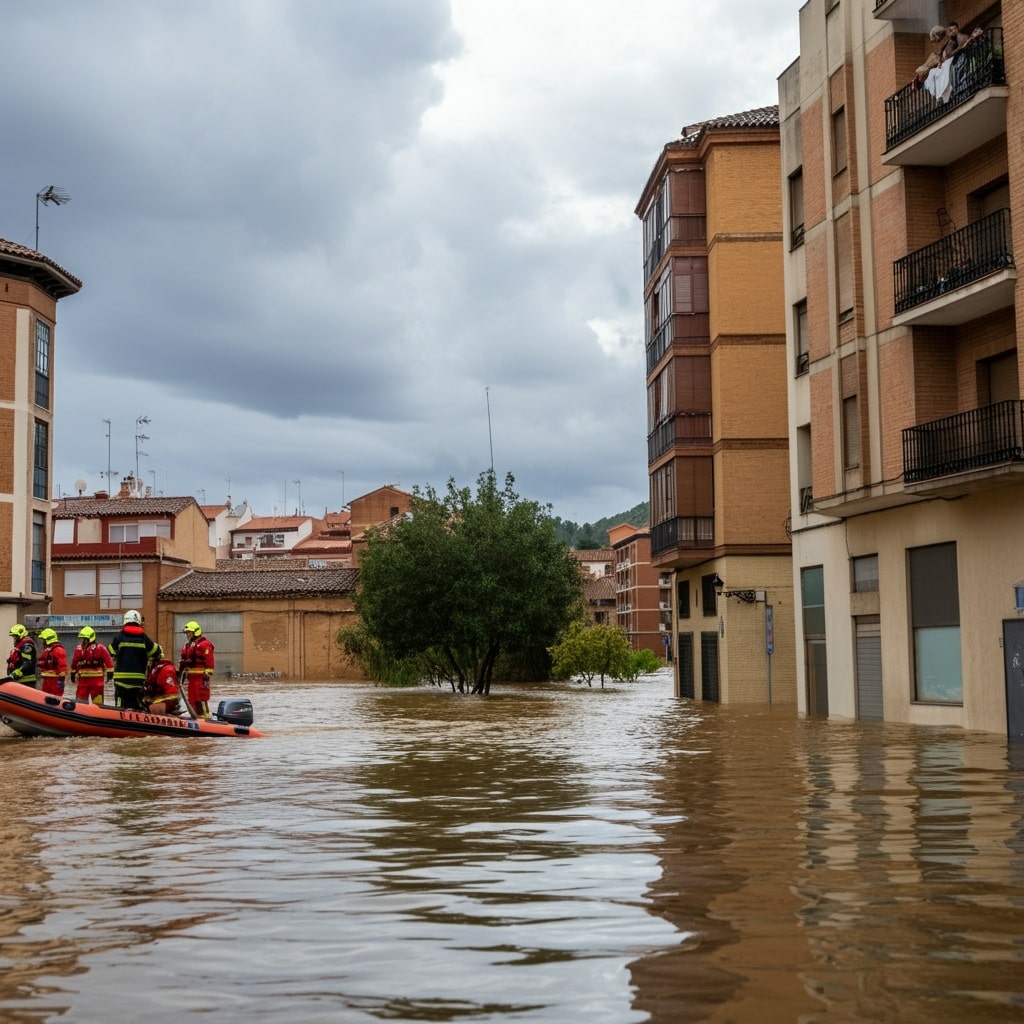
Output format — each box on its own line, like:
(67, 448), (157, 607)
(0, 681), (265, 738)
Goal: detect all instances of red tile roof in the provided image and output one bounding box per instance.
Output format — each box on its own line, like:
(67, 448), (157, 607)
(53, 496), (198, 519)
(0, 237), (82, 298)
(160, 567), (359, 598)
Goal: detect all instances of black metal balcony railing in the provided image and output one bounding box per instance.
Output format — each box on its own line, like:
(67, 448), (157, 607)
(903, 400), (1024, 483)
(885, 28), (1004, 150)
(643, 215), (708, 283)
(647, 412), (714, 462)
(893, 208), (1014, 314)
(651, 515), (714, 557)
(646, 313), (711, 372)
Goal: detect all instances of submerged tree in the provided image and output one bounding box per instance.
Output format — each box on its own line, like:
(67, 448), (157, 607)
(548, 620), (632, 688)
(354, 471), (583, 694)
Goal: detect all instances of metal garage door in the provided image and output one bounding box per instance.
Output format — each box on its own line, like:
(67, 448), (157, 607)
(174, 612), (243, 677)
(855, 616), (883, 721)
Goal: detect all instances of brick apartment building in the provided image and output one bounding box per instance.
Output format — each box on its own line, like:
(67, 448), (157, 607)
(0, 240), (81, 631)
(609, 523), (669, 657)
(636, 107), (796, 704)
(781, 0), (1023, 735)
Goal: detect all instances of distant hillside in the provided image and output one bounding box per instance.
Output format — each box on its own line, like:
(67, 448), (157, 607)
(552, 501), (649, 549)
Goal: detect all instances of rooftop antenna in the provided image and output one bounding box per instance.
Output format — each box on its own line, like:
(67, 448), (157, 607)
(101, 418), (118, 492)
(135, 415), (150, 494)
(338, 469), (345, 509)
(485, 386), (494, 473)
(35, 185), (70, 250)
(293, 479), (302, 515)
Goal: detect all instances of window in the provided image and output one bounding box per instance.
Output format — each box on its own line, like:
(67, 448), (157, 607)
(831, 106), (847, 175)
(909, 543), (962, 703)
(33, 420), (48, 499)
(801, 567), (826, 637)
(852, 555), (879, 593)
(110, 520), (170, 543)
(31, 512), (46, 592)
(789, 169), (804, 248)
(35, 320), (51, 409)
(835, 213), (854, 321)
(676, 581), (690, 619)
(65, 568), (97, 597)
(99, 562), (143, 609)
(110, 523), (139, 543)
(842, 395), (861, 469)
(53, 519), (74, 543)
(700, 574), (718, 617)
(795, 301), (809, 375)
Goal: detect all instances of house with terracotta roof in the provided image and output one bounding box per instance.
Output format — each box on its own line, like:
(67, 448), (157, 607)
(47, 486), (215, 647)
(158, 565), (361, 680)
(0, 238), (81, 630)
(229, 515), (314, 559)
(201, 499), (254, 558)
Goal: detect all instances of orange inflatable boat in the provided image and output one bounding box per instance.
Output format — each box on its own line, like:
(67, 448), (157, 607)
(0, 679), (266, 739)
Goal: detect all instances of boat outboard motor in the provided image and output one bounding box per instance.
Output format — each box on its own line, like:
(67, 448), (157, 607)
(215, 698), (255, 727)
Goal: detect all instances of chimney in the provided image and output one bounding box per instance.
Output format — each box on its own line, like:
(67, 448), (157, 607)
(118, 475), (134, 499)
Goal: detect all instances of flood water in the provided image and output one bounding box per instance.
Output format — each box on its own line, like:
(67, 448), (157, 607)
(1, 673), (1023, 1023)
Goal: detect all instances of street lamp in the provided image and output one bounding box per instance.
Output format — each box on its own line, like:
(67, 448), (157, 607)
(711, 573), (757, 604)
(35, 185), (70, 250)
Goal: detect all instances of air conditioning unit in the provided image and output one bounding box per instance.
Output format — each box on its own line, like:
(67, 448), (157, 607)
(659, 601), (672, 611)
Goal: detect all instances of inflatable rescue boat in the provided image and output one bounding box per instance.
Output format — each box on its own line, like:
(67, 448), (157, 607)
(0, 679), (265, 739)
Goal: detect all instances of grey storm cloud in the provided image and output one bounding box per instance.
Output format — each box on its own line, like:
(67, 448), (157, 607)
(2, 0), (799, 523)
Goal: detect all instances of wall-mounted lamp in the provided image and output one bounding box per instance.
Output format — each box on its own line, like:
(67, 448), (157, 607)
(712, 573), (757, 604)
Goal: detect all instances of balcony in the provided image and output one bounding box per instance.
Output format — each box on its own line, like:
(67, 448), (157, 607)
(884, 29), (1006, 164)
(903, 400), (1024, 486)
(648, 412), (714, 462)
(873, 0), (940, 29)
(643, 215), (708, 282)
(651, 516), (714, 559)
(646, 313), (711, 372)
(892, 209), (1015, 326)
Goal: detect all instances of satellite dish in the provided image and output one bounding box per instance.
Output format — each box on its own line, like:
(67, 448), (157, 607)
(74, 478), (87, 496)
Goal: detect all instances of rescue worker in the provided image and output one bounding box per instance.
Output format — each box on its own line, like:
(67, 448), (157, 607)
(6, 624), (37, 687)
(108, 610), (158, 710)
(36, 628), (68, 696)
(69, 626), (114, 704)
(145, 645), (183, 716)
(179, 620), (214, 719)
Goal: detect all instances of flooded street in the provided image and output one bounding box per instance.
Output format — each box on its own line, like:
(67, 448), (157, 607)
(1, 673), (1023, 1022)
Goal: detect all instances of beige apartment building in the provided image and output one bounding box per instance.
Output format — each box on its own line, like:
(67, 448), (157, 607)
(781, 0), (1023, 735)
(636, 108), (795, 704)
(0, 240), (81, 630)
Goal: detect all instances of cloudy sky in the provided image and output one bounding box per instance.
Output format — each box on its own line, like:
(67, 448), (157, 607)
(3, 1), (799, 525)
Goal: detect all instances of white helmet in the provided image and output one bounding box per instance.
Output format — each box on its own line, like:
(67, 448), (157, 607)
(123, 609), (142, 626)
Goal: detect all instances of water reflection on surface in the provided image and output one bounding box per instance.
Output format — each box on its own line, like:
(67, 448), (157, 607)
(1, 676), (1023, 1022)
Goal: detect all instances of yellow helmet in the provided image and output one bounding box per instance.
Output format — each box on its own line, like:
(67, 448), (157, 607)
(123, 610), (142, 626)
(9, 624), (28, 639)
(184, 620), (202, 636)
(38, 628), (59, 645)
(78, 626), (97, 642)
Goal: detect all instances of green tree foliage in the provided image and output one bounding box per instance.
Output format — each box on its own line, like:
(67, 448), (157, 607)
(548, 620), (632, 688)
(552, 501), (649, 549)
(354, 471), (584, 694)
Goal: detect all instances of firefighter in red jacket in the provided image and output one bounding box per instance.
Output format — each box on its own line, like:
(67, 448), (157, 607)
(179, 620), (214, 719)
(36, 628), (68, 696)
(70, 626), (114, 704)
(145, 646), (183, 716)
(7, 624), (37, 687)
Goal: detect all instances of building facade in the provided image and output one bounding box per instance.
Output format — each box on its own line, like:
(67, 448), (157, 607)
(49, 491), (216, 647)
(780, 0), (1022, 734)
(609, 523), (668, 656)
(0, 240), (81, 631)
(636, 108), (796, 704)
